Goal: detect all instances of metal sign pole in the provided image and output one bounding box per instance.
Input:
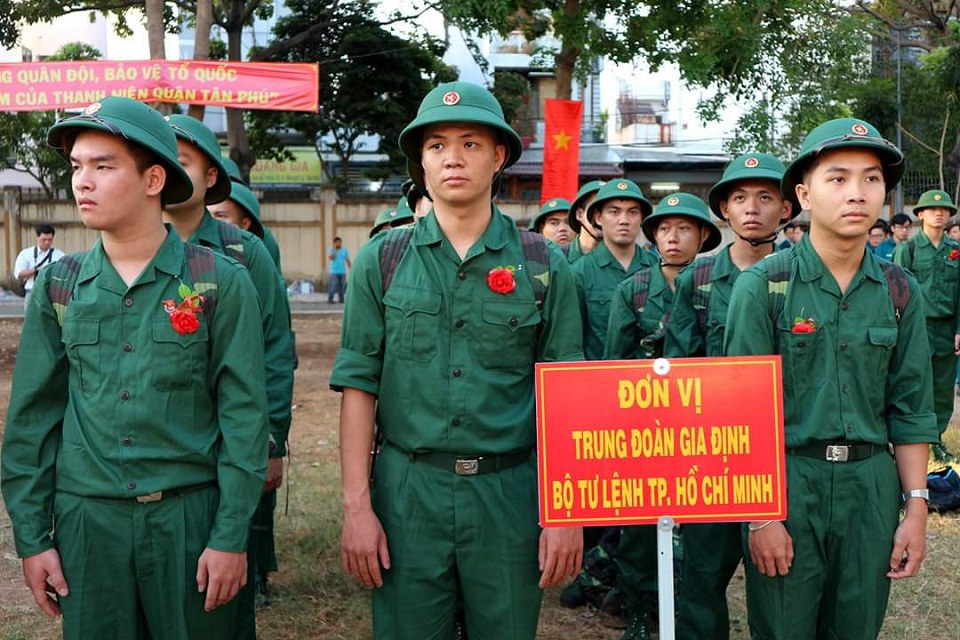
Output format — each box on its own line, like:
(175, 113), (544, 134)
(657, 515), (676, 640)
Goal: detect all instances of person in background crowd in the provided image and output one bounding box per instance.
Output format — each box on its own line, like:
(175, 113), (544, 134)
(14, 224), (64, 308)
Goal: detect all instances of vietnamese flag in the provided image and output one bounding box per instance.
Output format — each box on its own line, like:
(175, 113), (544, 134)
(542, 99), (583, 204)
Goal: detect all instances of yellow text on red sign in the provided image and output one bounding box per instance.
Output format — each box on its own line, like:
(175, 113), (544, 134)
(536, 357), (786, 527)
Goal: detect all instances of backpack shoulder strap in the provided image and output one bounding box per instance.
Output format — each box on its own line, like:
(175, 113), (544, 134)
(183, 242), (219, 322)
(380, 227), (415, 295)
(519, 229), (550, 310)
(631, 268), (653, 313)
(691, 256), (716, 334)
(217, 221), (247, 267)
(764, 249), (793, 328)
(878, 260), (911, 322)
(48, 251), (89, 327)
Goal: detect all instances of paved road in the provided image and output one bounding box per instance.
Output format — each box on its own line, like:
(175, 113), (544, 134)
(0, 295), (346, 318)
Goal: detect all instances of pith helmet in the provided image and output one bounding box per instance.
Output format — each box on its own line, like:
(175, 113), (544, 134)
(370, 201), (415, 238)
(166, 114), (231, 204)
(709, 152), (800, 220)
(782, 118), (904, 201)
(398, 81), (523, 195)
(587, 179), (653, 227)
(221, 155), (248, 185)
(47, 97), (193, 205)
(529, 198), (572, 231)
(227, 181), (264, 238)
(914, 189), (958, 215)
(642, 192), (722, 252)
(568, 180), (605, 233)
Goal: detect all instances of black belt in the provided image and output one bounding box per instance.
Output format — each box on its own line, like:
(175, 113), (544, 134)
(134, 481), (217, 504)
(787, 441), (888, 463)
(390, 443), (531, 475)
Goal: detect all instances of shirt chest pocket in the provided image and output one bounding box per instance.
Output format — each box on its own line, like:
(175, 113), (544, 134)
(777, 325), (825, 392)
(383, 286), (442, 363)
(866, 326), (897, 375)
(150, 318), (210, 390)
(476, 300), (541, 369)
(62, 318), (100, 392)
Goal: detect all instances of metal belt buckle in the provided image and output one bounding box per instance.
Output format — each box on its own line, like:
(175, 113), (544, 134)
(455, 459), (479, 475)
(136, 491), (163, 504)
(825, 445), (849, 462)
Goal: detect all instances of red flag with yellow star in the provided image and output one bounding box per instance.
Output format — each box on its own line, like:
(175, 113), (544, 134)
(543, 99), (583, 204)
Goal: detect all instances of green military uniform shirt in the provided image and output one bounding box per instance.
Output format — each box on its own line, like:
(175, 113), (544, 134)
(665, 246), (742, 358)
(262, 227), (283, 274)
(892, 231), (960, 333)
(724, 237), (937, 447)
(330, 208), (583, 454)
(1, 230), (268, 558)
(189, 211), (294, 456)
(566, 237), (586, 264)
(605, 266), (673, 360)
(572, 242), (655, 360)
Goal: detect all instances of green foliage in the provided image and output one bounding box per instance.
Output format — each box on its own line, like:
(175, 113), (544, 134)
(491, 71), (532, 135)
(247, 0), (449, 196)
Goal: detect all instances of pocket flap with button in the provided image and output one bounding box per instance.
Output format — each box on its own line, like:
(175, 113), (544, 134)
(62, 318), (99, 347)
(867, 326), (897, 348)
(383, 285), (442, 317)
(152, 317), (209, 347)
(482, 300), (541, 332)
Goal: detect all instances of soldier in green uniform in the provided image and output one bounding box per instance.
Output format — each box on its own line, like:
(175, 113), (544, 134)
(369, 198), (416, 237)
(528, 197), (573, 246)
(1, 96), (268, 639)
(220, 155), (283, 273)
(725, 118), (937, 639)
(330, 81), (584, 640)
(663, 154), (795, 640)
(605, 193), (721, 640)
(164, 114), (295, 639)
(572, 179), (655, 361)
(892, 189), (960, 461)
(565, 180), (604, 263)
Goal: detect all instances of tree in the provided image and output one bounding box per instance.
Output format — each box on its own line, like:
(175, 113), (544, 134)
(247, 0), (453, 196)
(0, 43), (103, 197)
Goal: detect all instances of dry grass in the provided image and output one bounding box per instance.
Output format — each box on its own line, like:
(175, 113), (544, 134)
(1, 315), (960, 639)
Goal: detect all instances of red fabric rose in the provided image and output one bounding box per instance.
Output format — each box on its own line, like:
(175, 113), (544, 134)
(170, 309), (200, 335)
(487, 267), (516, 295)
(791, 317), (816, 334)
(949, 249), (959, 261)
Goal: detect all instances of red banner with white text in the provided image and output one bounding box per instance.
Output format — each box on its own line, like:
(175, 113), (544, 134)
(0, 60), (319, 112)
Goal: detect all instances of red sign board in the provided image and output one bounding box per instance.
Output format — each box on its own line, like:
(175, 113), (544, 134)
(536, 357), (786, 527)
(0, 60), (318, 112)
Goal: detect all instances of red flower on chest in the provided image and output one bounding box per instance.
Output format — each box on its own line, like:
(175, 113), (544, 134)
(486, 267), (516, 295)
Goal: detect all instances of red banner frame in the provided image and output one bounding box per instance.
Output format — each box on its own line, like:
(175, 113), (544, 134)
(0, 60), (318, 112)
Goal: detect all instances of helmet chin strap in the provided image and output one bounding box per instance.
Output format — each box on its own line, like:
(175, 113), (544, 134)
(658, 235), (707, 269)
(731, 218), (788, 247)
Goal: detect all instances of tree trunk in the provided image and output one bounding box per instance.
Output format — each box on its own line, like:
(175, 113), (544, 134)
(145, 0), (172, 114)
(553, 0), (581, 100)
(225, 7), (255, 182)
(188, 0), (214, 121)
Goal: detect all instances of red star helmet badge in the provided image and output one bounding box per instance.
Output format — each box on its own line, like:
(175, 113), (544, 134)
(851, 123), (869, 136)
(442, 91), (460, 106)
(667, 196), (680, 206)
(616, 182), (628, 190)
(744, 157), (760, 168)
(84, 102), (102, 115)
(934, 194), (943, 201)
(548, 200), (557, 207)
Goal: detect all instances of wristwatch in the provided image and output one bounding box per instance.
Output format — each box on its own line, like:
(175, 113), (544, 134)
(902, 489), (930, 503)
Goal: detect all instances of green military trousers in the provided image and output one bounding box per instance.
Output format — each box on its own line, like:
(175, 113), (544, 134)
(54, 486), (240, 640)
(677, 522), (743, 640)
(371, 443), (543, 640)
(234, 488), (279, 639)
(927, 318), (958, 433)
(615, 525), (658, 607)
(743, 453), (900, 640)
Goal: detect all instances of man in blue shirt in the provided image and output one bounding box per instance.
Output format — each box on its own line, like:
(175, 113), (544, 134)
(328, 236), (351, 303)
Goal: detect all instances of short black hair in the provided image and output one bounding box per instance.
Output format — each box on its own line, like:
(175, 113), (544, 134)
(35, 224), (55, 236)
(784, 220), (804, 231)
(870, 219), (889, 232)
(947, 220), (960, 233)
(890, 213), (912, 226)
